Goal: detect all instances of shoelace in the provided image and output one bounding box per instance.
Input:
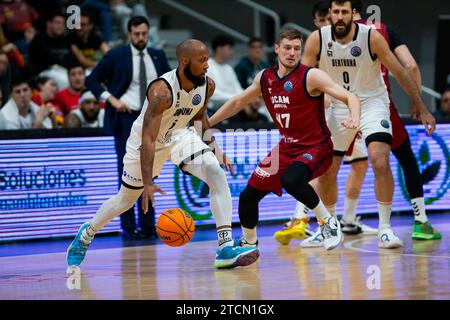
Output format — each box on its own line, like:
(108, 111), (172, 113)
(321, 221), (336, 239)
(72, 241), (88, 256)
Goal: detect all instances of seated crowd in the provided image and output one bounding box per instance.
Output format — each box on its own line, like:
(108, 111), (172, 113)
(1, 1), (447, 132)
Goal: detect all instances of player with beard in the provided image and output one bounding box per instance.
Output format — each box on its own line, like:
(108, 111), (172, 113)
(351, 0), (441, 240)
(209, 28), (361, 251)
(302, 0), (436, 248)
(67, 39), (260, 269)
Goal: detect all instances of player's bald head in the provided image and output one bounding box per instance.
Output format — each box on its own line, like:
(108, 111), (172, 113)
(176, 39), (208, 61)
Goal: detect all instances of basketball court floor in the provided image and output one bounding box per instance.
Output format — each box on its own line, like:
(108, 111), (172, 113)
(1, 214), (449, 300)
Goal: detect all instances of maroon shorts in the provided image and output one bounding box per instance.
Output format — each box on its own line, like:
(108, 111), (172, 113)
(248, 139), (333, 196)
(390, 99), (409, 150)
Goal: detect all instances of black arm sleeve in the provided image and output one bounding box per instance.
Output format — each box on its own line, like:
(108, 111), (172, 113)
(387, 26), (405, 51)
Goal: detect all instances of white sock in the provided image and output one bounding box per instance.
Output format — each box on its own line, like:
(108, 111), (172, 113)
(217, 227), (233, 248)
(411, 197), (428, 223)
(313, 200), (332, 223)
(343, 197), (358, 224)
(81, 223), (97, 244)
(378, 202), (392, 230)
(325, 203), (336, 216)
(294, 202), (309, 219)
(242, 226), (257, 244)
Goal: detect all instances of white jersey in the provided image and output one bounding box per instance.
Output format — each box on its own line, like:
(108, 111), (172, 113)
(318, 23), (389, 107)
(71, 108), (104, 128)
(126, 69), (208, 160)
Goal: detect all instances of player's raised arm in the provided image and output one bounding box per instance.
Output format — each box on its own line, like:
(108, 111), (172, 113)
(140, 80), (171, 212)
(370, 30), (435, 135)
(307, 68), (361, 129)
(208, 70), (263, 127)
(301, 30), (320, 68)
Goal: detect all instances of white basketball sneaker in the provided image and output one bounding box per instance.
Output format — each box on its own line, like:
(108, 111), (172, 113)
(300, 228), (324, 248)
(321, 215), (344, 250)
(378, 227), (403, 248)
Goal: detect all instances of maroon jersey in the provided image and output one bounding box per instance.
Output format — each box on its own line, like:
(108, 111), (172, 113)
(261, 64), (331, 147)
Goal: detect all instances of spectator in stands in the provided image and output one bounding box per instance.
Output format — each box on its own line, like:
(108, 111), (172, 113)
(312, 0), (330, 29)
(0, 0), (38, 43)
(31, 76), (64, 126)
(53, 64), (86, 115)
(31, 76), (58, 107)
(81, 0), (113, 43)
(0, 52), (11, 105)
(0, 78), (56, 129)
(64, 90), (104, 128)
(234, 37), (269, 89)
(435, 87), (450, 120)
(1, 24), (26, 70)
(68, 11), (110, 70)
(26, 0), (65, 32)
(206, 35), (244, 112)
(28, 12), (71, 88)
(86, 16), (170, 239)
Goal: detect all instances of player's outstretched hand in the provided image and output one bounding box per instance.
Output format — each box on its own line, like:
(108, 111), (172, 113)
(420, 111), (436, 135)
(142, 183), (166, 213)
(341, 117), (359, 129)
(222, 153), (235, 175)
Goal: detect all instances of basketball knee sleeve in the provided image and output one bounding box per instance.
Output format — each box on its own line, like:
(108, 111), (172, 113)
(392, 139), (423, 198)
(239, 185), (269, 229)
(280, 162), (320, 210)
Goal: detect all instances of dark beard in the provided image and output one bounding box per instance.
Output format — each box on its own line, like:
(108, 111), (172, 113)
(132, 41), (147, 51)
(332, 20), (353, 39)
(81, 108), (99, 123)
(184, 62), (206, 87)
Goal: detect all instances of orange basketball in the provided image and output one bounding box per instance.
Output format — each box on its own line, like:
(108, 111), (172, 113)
(156, 208), (195, 247)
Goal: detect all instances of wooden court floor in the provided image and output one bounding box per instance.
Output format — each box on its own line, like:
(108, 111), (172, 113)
(1, 223), (449, 300)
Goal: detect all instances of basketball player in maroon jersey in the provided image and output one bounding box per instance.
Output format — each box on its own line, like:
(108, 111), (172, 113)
(208, 28), (361, 251)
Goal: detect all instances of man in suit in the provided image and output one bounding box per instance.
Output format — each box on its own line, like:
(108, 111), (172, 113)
(86, 16), (170, 239)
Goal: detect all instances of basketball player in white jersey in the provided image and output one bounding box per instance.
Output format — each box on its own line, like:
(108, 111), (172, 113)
(301, 0), (435, 248)
(66, 39), (260, 269)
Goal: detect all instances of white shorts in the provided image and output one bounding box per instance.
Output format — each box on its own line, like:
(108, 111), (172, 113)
(122, 127), (211, 188)
(343, 137), (368, 164)
(327, 95), (392, 154)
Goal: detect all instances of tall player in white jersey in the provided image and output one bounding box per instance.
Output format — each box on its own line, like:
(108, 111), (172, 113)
(302, 0), (436, 248)
(66, 39), (260, 269)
